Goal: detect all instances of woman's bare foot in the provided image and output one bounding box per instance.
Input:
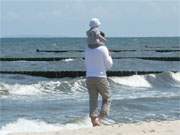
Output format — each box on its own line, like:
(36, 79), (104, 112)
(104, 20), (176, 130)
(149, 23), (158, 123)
(91, 117), (101, 127)
(98, 113), (106, 123)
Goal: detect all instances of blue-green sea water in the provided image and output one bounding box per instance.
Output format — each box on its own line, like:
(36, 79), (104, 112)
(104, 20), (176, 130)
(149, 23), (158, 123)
(0, 37), (180, 135)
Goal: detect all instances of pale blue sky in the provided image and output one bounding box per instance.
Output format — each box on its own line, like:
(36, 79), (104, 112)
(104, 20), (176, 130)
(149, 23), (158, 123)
(1, 0), (180, 37)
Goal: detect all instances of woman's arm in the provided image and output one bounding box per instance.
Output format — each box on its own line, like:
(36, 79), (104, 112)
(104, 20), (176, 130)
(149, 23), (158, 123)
(102, 47), (113, 70)
(98, 33), (106, 43)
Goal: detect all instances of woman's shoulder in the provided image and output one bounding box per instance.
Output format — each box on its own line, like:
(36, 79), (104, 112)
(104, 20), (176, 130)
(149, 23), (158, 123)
(98, 45), (108, 52)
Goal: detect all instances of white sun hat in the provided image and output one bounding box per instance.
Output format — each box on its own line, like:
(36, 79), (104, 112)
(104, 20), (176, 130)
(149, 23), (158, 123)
(89, 18), (101, 28)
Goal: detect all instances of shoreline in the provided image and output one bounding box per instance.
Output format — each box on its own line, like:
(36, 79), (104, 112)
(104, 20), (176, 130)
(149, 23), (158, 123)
(9, 120), (180, 135)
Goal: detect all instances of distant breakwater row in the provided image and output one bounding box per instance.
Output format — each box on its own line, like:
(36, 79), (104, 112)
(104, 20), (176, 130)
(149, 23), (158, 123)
(36, 49), (180, 53)
(0, 71), (166, 78)
(0, 57), (180, 61)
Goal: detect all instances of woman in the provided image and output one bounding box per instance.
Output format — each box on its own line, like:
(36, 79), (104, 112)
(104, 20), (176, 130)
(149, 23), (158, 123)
(85, 18), (113, 126)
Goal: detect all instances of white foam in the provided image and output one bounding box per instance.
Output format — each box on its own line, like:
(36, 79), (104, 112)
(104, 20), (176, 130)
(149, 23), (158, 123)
(0, 78), (89, 100)
(171, 72), (180, 82)
(0, 117), (92, 135)
(145, 72), (180, 88)
(110, 75), (152, 88)
(0, 118), (62, 135)
(71, 79), (87, 92)
(1, 83), (42, 96)
(63, 58), (74, 62)
(110, 72), (180, 88)
(0, 81), (61, 96)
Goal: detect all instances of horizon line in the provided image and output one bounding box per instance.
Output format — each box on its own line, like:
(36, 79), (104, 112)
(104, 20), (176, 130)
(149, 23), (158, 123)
(1, 36), (180, 38)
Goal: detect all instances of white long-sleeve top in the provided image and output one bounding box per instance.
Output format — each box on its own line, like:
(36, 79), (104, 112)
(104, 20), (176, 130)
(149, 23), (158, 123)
(85, 46), (113, 78)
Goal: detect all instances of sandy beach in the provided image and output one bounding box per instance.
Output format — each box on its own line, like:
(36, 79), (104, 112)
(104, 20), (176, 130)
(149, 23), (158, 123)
(10, 120), (180, 135)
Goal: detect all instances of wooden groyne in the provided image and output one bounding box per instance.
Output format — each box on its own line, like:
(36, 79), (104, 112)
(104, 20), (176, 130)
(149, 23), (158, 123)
(36, 49), (83, 53)
(139, 57), (180, 61)
(36, 49), (180, 53)
(0, 57), (77, 61)
(0, 57), (180, 61)
(36, 49), (136, 52)
(0, 71), (164, 78)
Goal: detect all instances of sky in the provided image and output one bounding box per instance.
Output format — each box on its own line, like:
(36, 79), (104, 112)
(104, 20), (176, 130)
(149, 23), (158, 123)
(0, 0), (180, 37)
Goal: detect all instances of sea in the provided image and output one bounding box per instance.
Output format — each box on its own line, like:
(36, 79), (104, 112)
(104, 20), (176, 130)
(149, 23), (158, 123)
(0, 37), (180, 135)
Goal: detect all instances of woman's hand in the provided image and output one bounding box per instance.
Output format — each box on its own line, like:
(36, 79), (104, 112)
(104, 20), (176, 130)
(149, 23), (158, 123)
(108, 49), (112, 56)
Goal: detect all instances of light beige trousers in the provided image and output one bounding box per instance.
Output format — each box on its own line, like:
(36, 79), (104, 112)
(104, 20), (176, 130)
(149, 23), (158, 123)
(86, 77), (111, 117)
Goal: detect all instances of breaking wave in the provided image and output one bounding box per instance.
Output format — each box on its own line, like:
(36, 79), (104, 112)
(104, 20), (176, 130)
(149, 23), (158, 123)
(0, 117), (92, 135)
(0, 78), (87, 98)
(110, 72), (180, 88)
(0, 72), (179, 99)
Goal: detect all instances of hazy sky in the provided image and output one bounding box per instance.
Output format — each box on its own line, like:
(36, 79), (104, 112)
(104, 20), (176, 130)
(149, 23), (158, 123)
(1, 0), (180, 37)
